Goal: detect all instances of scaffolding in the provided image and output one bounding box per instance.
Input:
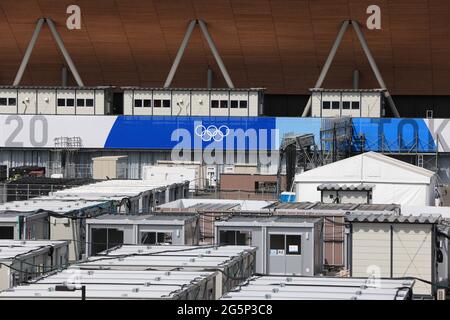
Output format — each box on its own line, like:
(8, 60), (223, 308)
(51, 137), (83, 178)
(320, 117), (353, 165)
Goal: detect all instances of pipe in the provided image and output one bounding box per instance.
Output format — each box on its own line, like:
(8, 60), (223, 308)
(164, 20), (197, 88)
(351, 21), (400, 117)
(62, 66), (68, 87)
(302, 20), (350, 117)
(353, 69), (360, 90)
(207, 66), (213, 89)
(46, 18), (84, 87)
(198, 19), (235, 89)
(13, 18), (45, 86)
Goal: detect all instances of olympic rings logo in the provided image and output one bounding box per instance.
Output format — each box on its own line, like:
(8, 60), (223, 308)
(194, 125), (230, 142)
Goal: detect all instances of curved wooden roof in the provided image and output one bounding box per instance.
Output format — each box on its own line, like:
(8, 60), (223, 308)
(0, 0), (448, 95)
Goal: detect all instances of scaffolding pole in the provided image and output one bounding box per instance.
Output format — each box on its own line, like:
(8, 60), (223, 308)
(13, 18), (45, 86)
(164, 19), (197, 88)
(302, 20), (350, 117)
(351, 21), (399, 118)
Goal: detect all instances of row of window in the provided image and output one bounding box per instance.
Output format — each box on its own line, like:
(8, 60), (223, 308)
(134, 99), (171, 108)
(219, 230), (302, 255)
(0, 97), (17, 106)
(57, 98), (94, 107)
(211, 100), (248, 109)
(322, 101), (360, 110)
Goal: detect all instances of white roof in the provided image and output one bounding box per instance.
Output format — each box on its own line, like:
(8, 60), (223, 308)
(221, 275), (415, 300)
(78, 245), (256, 270)
(48, 179), (188, 199)
(0, 199), (109, 214)
(295, 152), (435, 185)
(401, 205), (450, 219)
(0, 269), (216, 300)
(0, 240), (67, 261)
(158, 199), (274, 211)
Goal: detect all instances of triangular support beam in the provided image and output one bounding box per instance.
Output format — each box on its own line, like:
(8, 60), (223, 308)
(164, 19), (234, 89)
(13, 18), (84, 87)
(302, 20), (399, 118)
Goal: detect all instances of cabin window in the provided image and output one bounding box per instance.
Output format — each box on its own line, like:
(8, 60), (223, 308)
(90, 228), (124, 255)
(239, 100), (248, 109)
(219, 230), (252, 246)
(0, 226), (14, 239)
(76, 99), (85, 107)
(351, 101), (360, 110)
(220, 100), (228, 108)
(153, 100), (161, 108)
(57, 99), (66, 107)
(66, 99), (75, 107)
(140, 232), (172, 245)
(134, 99), (142, 108)
(231, 100), (239, 108)
(163, 100), (171, 108)
(322, 101), (331, 109)
(0, 98), (7, 106)
(143, 99), (152, 108)
(211, 100), (219, 108)
(342, 101), (351, 109)
(332, 101), (340, 109)
(86, 99), (94, 107)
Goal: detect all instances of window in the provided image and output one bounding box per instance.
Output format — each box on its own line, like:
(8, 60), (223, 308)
(163, 100), (171, 108)
(270, 234), (302, 255)
(66, 99), (75, 107)
(342, 101), (351, 109)
(140, 232), (172, 245)
(220, 100), (228, 109)
(0, 226), (14, 239)
(86, 99), (94, 107)
(0, 98), (7, 106)
(57, 99), (66, 107)
(332, 101), (340, 110)
(230, 100), (239, 109)
(8, 98), (16, 106)
(322, 101), (331, 109)
(143, 99), (152, 108)
(90, 228), (124, 255)
(269, 234), (285, 255)
(211, 100), (219, 108)
(239, 100), (248, 109)
(351, 101), (360, 110)
(255, 181), (277, 193)
(286, 235), (301, 255)
(76, 99), (85, 107)
(219, 230), (252, 245)
(134, 99), (142, 108)
(154, 100), (161, 108)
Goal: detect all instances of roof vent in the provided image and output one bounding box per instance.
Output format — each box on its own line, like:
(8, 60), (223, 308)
(132, 288), (139, 293)
(264, 294), (272, 299)
(165, 271), (171, 276)
(138, 249), (143, 254)
(189, 258), (196, 262)
(154, 277), (161, 281)
(355, 290), (362, 295)
(272, 288), (279, 293)
(87, 271), (94, 275)
(144, 282), (151, 286)
(286, 277), (292, 282)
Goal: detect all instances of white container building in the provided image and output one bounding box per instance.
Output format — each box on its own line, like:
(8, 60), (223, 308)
(214, 216), (323, 276)
(80, 244), (256, 298)
(0, 269), (217, 300)
(85, 214), (200, 256)
(0, 240), (69, 290)
(221, 275), (415, 300)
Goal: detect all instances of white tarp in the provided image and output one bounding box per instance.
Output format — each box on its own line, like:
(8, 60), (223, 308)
(295, 152), (436, 206)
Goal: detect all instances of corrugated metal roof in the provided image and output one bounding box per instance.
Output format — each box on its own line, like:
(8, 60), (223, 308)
(221, 275), (414, 300)
(0, 269), (216, 300)
(0, 85), (113, 90)
(86, 214), (197, 224)
(345, 213), (441, 224)
(266, 202), (400, 213)
(317, 184), (375, 191)
(215, 215), (322, 226)
(0, 240), (67, 261)
(121, 87), (265, 92)
(186, 202), (241, 211)
(309, 88), (386, 93)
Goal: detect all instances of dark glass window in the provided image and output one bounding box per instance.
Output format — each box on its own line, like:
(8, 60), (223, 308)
(270, 234), (285, 251)
(143, 99), (152, 108)
(220, 100), (228, 109)
(141, 232), (172, 245)
(153, 100), (161, 108)
(163, 100), (171, 108)
(0, 98), (7, 106)
(239, 100), (248, 109)
(134, 99), (142, 108)
(57, 99), (66, 107)
(351, 101), (360, 110)
(77, 99), (85, 107)
(0, 226), (14, 239)
(322, 101), (331, 109)
(286, 235), (301, 255)
(86, 99), (94, 107)
(219, 230), (251, 245)
(230, 100), (239, 108)
(66, 99), (75, 107)
(8, 98), (16, 106)
(342, 101), (351, 109)
(90, 228), (123, 255)
(332, 101), (340, 109)
(211, 100), (219, 108)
